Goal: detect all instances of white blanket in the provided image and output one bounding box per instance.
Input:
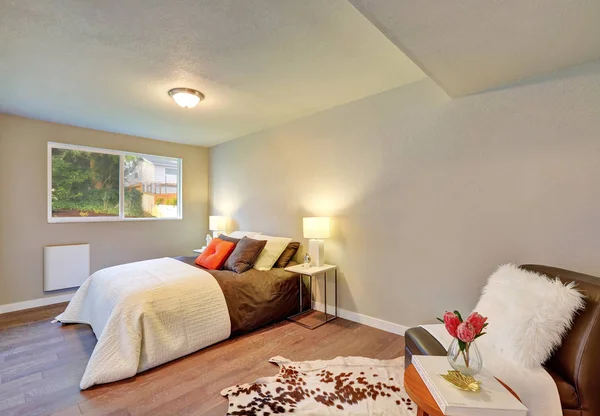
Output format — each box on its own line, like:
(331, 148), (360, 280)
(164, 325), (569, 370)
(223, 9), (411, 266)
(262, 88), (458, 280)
(57, 257), (231, 389)
(420, 324), (562, 416)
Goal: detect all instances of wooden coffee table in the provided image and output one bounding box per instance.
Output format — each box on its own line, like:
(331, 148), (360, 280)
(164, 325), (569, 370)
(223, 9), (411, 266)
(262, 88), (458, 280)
(404, 364), (521, 416)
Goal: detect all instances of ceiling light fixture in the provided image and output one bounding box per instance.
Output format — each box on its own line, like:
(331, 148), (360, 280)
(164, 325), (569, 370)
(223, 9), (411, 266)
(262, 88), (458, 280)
(168, 88), (205, 109)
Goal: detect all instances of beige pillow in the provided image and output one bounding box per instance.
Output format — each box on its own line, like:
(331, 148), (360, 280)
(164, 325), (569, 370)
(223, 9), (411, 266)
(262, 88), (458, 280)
(228, 231), (261, 239)
(252, 235), (292, 271)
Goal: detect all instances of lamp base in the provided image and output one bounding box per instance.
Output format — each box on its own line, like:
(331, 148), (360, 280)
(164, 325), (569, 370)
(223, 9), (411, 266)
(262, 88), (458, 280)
(308, 239), (325, 266)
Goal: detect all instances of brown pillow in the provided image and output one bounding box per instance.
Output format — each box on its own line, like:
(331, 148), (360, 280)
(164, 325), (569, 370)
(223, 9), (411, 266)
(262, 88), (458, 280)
(218, 234), (240, 246)
(274, 242), (300, 268)
(224, 236), (267, 273)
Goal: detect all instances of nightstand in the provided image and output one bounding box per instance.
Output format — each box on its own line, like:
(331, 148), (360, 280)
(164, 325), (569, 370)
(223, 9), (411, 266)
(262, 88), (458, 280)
(284, 263), (337, 329)
(193, 247), (205, 254)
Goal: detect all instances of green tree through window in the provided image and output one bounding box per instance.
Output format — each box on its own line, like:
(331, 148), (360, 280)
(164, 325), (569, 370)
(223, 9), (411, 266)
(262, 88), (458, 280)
(51, 149), (120, 217)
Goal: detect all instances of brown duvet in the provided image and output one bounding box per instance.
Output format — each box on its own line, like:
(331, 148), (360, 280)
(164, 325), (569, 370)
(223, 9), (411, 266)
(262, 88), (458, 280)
(174, 256), (309, 335)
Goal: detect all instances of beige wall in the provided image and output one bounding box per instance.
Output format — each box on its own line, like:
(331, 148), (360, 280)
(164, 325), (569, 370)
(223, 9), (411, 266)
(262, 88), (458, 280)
(0, 115), (209, 306)
(210, 60), (600, 327)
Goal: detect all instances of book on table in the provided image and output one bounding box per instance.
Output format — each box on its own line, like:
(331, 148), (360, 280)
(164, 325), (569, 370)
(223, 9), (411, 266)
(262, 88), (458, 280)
(411, 355), (528, 416)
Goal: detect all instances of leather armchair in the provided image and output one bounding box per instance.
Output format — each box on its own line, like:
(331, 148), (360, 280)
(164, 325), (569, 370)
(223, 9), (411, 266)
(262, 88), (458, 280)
(404, 265), (600, 416)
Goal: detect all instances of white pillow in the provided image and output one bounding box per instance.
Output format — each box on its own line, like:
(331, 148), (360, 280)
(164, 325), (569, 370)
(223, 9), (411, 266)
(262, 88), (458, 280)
(228, 231), (262, 239)
(474, 264), (585, 368)
(252, 235), (292, 271)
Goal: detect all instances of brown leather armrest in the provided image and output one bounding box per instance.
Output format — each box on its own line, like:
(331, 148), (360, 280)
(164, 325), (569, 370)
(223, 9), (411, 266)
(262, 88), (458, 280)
(404, 327), (447, 369)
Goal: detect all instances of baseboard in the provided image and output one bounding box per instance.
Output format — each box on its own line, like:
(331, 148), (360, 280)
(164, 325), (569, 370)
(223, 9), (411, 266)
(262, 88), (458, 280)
(312, 301), (409, 336)
(0, 295), (410, 336)
(0, 293), (74, 314)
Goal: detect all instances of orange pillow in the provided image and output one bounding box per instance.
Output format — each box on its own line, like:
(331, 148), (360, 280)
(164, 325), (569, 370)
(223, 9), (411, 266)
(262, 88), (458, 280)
(195, 238), (235, 270)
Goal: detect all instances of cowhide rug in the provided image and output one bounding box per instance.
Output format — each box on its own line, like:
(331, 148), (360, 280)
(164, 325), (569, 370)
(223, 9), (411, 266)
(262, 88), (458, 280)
(221, 356), (416, 415)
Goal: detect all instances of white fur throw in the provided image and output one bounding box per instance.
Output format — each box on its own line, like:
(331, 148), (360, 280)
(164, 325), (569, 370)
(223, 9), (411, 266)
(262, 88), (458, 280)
(474, 264), (585, 368)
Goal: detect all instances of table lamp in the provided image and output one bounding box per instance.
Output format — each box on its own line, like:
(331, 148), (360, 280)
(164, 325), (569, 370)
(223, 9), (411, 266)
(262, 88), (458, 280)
(209, 215), (227, 238)
(303, 217), (330, 266)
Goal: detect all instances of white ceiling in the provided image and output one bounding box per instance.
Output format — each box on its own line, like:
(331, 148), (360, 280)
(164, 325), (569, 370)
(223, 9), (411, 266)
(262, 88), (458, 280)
(0, 0), (425, 146)
(350, 0), (600, 97)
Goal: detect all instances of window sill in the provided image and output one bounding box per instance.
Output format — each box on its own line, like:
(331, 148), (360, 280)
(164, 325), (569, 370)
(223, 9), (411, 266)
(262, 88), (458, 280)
(48, 217), (183, 224)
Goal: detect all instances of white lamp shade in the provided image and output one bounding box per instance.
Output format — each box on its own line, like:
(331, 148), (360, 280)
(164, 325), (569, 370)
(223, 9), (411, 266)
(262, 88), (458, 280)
(303, 217), (330, 239)
(209, 216), (227, 231)
(171, 92), (201, 108)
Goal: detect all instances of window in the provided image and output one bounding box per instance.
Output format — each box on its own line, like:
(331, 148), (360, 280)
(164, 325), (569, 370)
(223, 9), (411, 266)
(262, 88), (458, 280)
(48, 143), (182, 222)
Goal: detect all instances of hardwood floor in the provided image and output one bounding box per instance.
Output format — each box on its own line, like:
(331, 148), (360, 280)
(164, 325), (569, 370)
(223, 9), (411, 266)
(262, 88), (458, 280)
(0, 304), (404, 416)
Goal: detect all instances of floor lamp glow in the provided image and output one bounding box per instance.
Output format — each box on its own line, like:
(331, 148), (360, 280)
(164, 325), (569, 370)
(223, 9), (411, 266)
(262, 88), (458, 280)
(303, 217), (330, 267)
(209, 216), (227, 238)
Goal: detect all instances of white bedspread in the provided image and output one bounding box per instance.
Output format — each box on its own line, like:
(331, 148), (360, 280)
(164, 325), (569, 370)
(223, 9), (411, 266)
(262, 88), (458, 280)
(420, 324), (562, 416)
(57, 257), (231, 389)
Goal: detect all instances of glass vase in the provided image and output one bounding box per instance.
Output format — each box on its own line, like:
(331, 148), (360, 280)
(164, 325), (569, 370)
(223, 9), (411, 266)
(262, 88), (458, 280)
(446, 338), (483, 376)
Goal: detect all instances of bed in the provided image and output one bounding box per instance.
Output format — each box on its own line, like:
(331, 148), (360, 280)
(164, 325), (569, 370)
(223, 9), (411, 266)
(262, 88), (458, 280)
(57, 256), (309, 389)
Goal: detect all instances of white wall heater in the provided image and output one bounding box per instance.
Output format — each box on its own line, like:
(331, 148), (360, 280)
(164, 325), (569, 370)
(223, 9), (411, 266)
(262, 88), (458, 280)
(44, 244), (90, 291)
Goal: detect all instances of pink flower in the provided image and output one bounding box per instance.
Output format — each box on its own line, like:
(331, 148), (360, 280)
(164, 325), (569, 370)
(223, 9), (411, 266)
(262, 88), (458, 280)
(466, 312), (488, 335)
(443, 312), (461, 338)
(457, 322), (476, 343)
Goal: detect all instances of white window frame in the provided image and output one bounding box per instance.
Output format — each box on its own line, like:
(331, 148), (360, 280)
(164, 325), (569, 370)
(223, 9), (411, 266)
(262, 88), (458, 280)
(48, 142), (183, 223)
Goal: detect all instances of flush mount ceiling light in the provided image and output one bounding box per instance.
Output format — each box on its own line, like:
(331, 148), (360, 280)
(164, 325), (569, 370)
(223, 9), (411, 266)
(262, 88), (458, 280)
(168, 88), (205, 109)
